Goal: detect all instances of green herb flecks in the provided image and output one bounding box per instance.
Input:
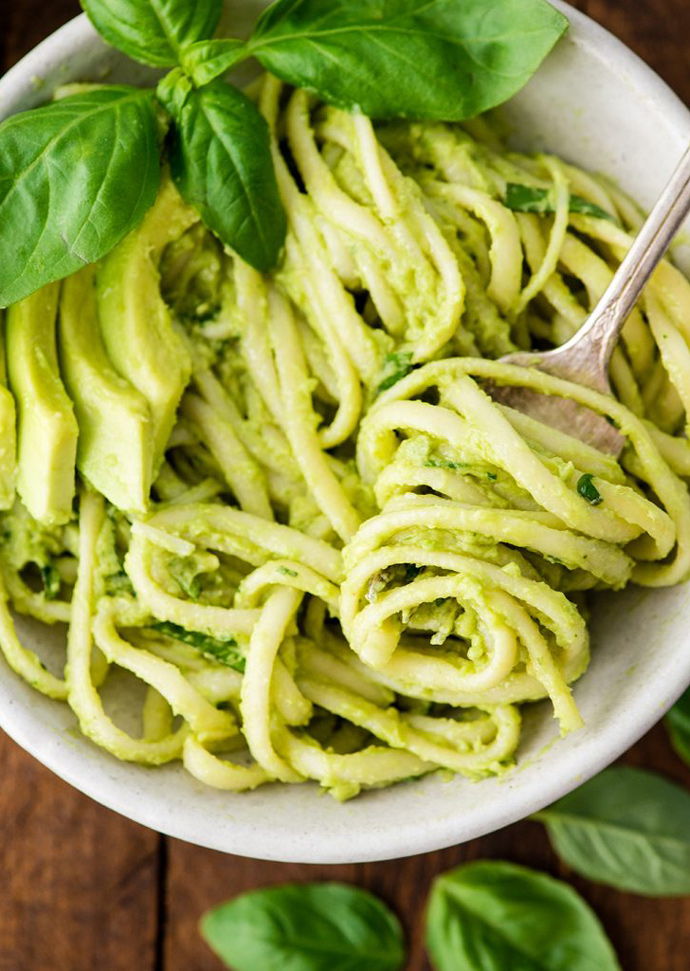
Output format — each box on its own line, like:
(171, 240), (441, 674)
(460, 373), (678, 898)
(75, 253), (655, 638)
(424, 458), (467, 470)
(505, 184), (616, 221)
(40, 563), (61, 600)
(577, 473), (603, 505)
(277, 566), (298, 577)
(378, 352), (414, 394)
(152, 620), (245, 672)
(105, 569), (135, 597)
(168, 555), (203, 601)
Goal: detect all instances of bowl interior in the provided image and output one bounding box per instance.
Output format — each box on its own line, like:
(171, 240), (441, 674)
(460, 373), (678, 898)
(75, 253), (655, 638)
(1, 1), (690, 863)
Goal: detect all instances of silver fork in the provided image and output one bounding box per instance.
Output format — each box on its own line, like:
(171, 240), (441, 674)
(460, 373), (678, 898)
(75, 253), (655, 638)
(489, 144), (690, 455)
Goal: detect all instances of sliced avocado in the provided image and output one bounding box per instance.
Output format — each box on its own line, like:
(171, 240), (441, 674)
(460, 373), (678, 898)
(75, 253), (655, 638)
(96, 176), (195, 475)
(0, 313), (17, 510)
(59, 266), (153, 513)
(6, 283), (78, 525)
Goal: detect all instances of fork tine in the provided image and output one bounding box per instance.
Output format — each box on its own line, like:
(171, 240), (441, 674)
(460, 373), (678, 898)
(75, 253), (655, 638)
(485, 383), (625, 456)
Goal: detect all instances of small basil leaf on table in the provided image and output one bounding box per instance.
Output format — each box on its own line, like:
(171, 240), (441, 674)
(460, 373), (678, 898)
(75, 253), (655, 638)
(201, 882), (406, 971)
(505, 184), (616, 221)
(425, 860), (620, 971)
(248, 0), (569, 120)
(666, 687), (690, 767)
(535, 766), (690, 895)
(158, 71), (286, 272)
(182, 39), (249, 86)
(81, 0), (224, 67)
(0, 87), (160, 308)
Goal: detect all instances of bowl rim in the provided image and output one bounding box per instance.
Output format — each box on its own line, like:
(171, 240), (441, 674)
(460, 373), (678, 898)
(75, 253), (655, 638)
(1, 2), (690, 864)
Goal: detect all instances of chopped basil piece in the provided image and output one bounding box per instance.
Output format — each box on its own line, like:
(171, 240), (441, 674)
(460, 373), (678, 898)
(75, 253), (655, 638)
(40, 563), (61, 600)
(505, 184), (616, 222)
(577, 473), (603, 505)
(152, 620), (245, 672)
(378, 352), (414, 394)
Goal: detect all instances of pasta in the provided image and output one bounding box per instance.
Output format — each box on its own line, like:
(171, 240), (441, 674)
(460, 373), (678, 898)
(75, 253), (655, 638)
(2, 73), (690, 800)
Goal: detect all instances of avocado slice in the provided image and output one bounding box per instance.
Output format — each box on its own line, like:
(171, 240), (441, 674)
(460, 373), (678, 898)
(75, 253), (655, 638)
(6, 283), (78, 525)
(59, 266), (153, 513)
(0, 313), (17, 510)
(96, 177), (195, 475)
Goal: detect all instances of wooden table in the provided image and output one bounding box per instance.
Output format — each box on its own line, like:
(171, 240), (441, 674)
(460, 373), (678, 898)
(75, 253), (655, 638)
(3, 2), (690, 968)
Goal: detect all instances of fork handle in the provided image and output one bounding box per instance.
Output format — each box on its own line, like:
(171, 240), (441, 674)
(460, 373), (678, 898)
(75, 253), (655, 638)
(558, 142), (690, 376)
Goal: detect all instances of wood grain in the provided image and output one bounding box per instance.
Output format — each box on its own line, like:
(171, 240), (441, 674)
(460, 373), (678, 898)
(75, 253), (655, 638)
(164, 726), (690, 971)
(2, 2), (690, 970)
(577, 0), (690, 102)
(0, 736), (160, 971)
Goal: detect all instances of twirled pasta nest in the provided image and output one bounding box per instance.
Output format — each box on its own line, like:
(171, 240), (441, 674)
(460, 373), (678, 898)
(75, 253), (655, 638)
(2, 75), (690, 800)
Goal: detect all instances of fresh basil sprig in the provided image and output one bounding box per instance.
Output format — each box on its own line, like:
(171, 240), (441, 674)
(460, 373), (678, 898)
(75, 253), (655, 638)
(0, 87), (160, 307)
(158, 71), (286, 272)
(666, 687), (690, 767)
(247, 0), (568, 120)
(426, 860), (620, 971)
(201, 882), (406, 971)
(2, 0), (569, 305)
(535, 767), (690, 896)
(181, 39), (249, 87)
(81, 0), (224, 67)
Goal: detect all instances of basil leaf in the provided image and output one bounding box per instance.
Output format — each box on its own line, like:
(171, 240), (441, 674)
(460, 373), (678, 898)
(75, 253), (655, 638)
(152, 620), (245, 672)
(505, 183), (616, 221)
(426, 861), (620, 971)
(666, 687), (690, 767)
(201, 882), (405, 971)
(182, 39), (249, 86)
(378, 351), (414, 394)
(40, 563), (61, 600)
(81, 0), (223, 67)
(0, 88), (160, 307)
(276, 566), (298, 577)
(158, 71), (286, 272)
(535, 767), (690, 895)
(249, 0), (568, 121)
(577, 473), (603, 505)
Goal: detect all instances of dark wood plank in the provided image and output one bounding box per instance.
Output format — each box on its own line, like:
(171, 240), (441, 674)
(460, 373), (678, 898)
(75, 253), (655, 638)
(0, 5), (161, 971)
(0, 733), (161, 971)
(165, 727), (690, 971)
(577, 0), (690, 104)
(4, 0), (81, 69)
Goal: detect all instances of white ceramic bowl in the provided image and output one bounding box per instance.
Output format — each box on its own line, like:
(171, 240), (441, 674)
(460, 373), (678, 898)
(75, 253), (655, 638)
(1, 1), (690, 864)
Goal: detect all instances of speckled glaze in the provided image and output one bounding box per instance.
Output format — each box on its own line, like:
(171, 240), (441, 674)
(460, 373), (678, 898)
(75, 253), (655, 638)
(1, 2), (689, 864)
